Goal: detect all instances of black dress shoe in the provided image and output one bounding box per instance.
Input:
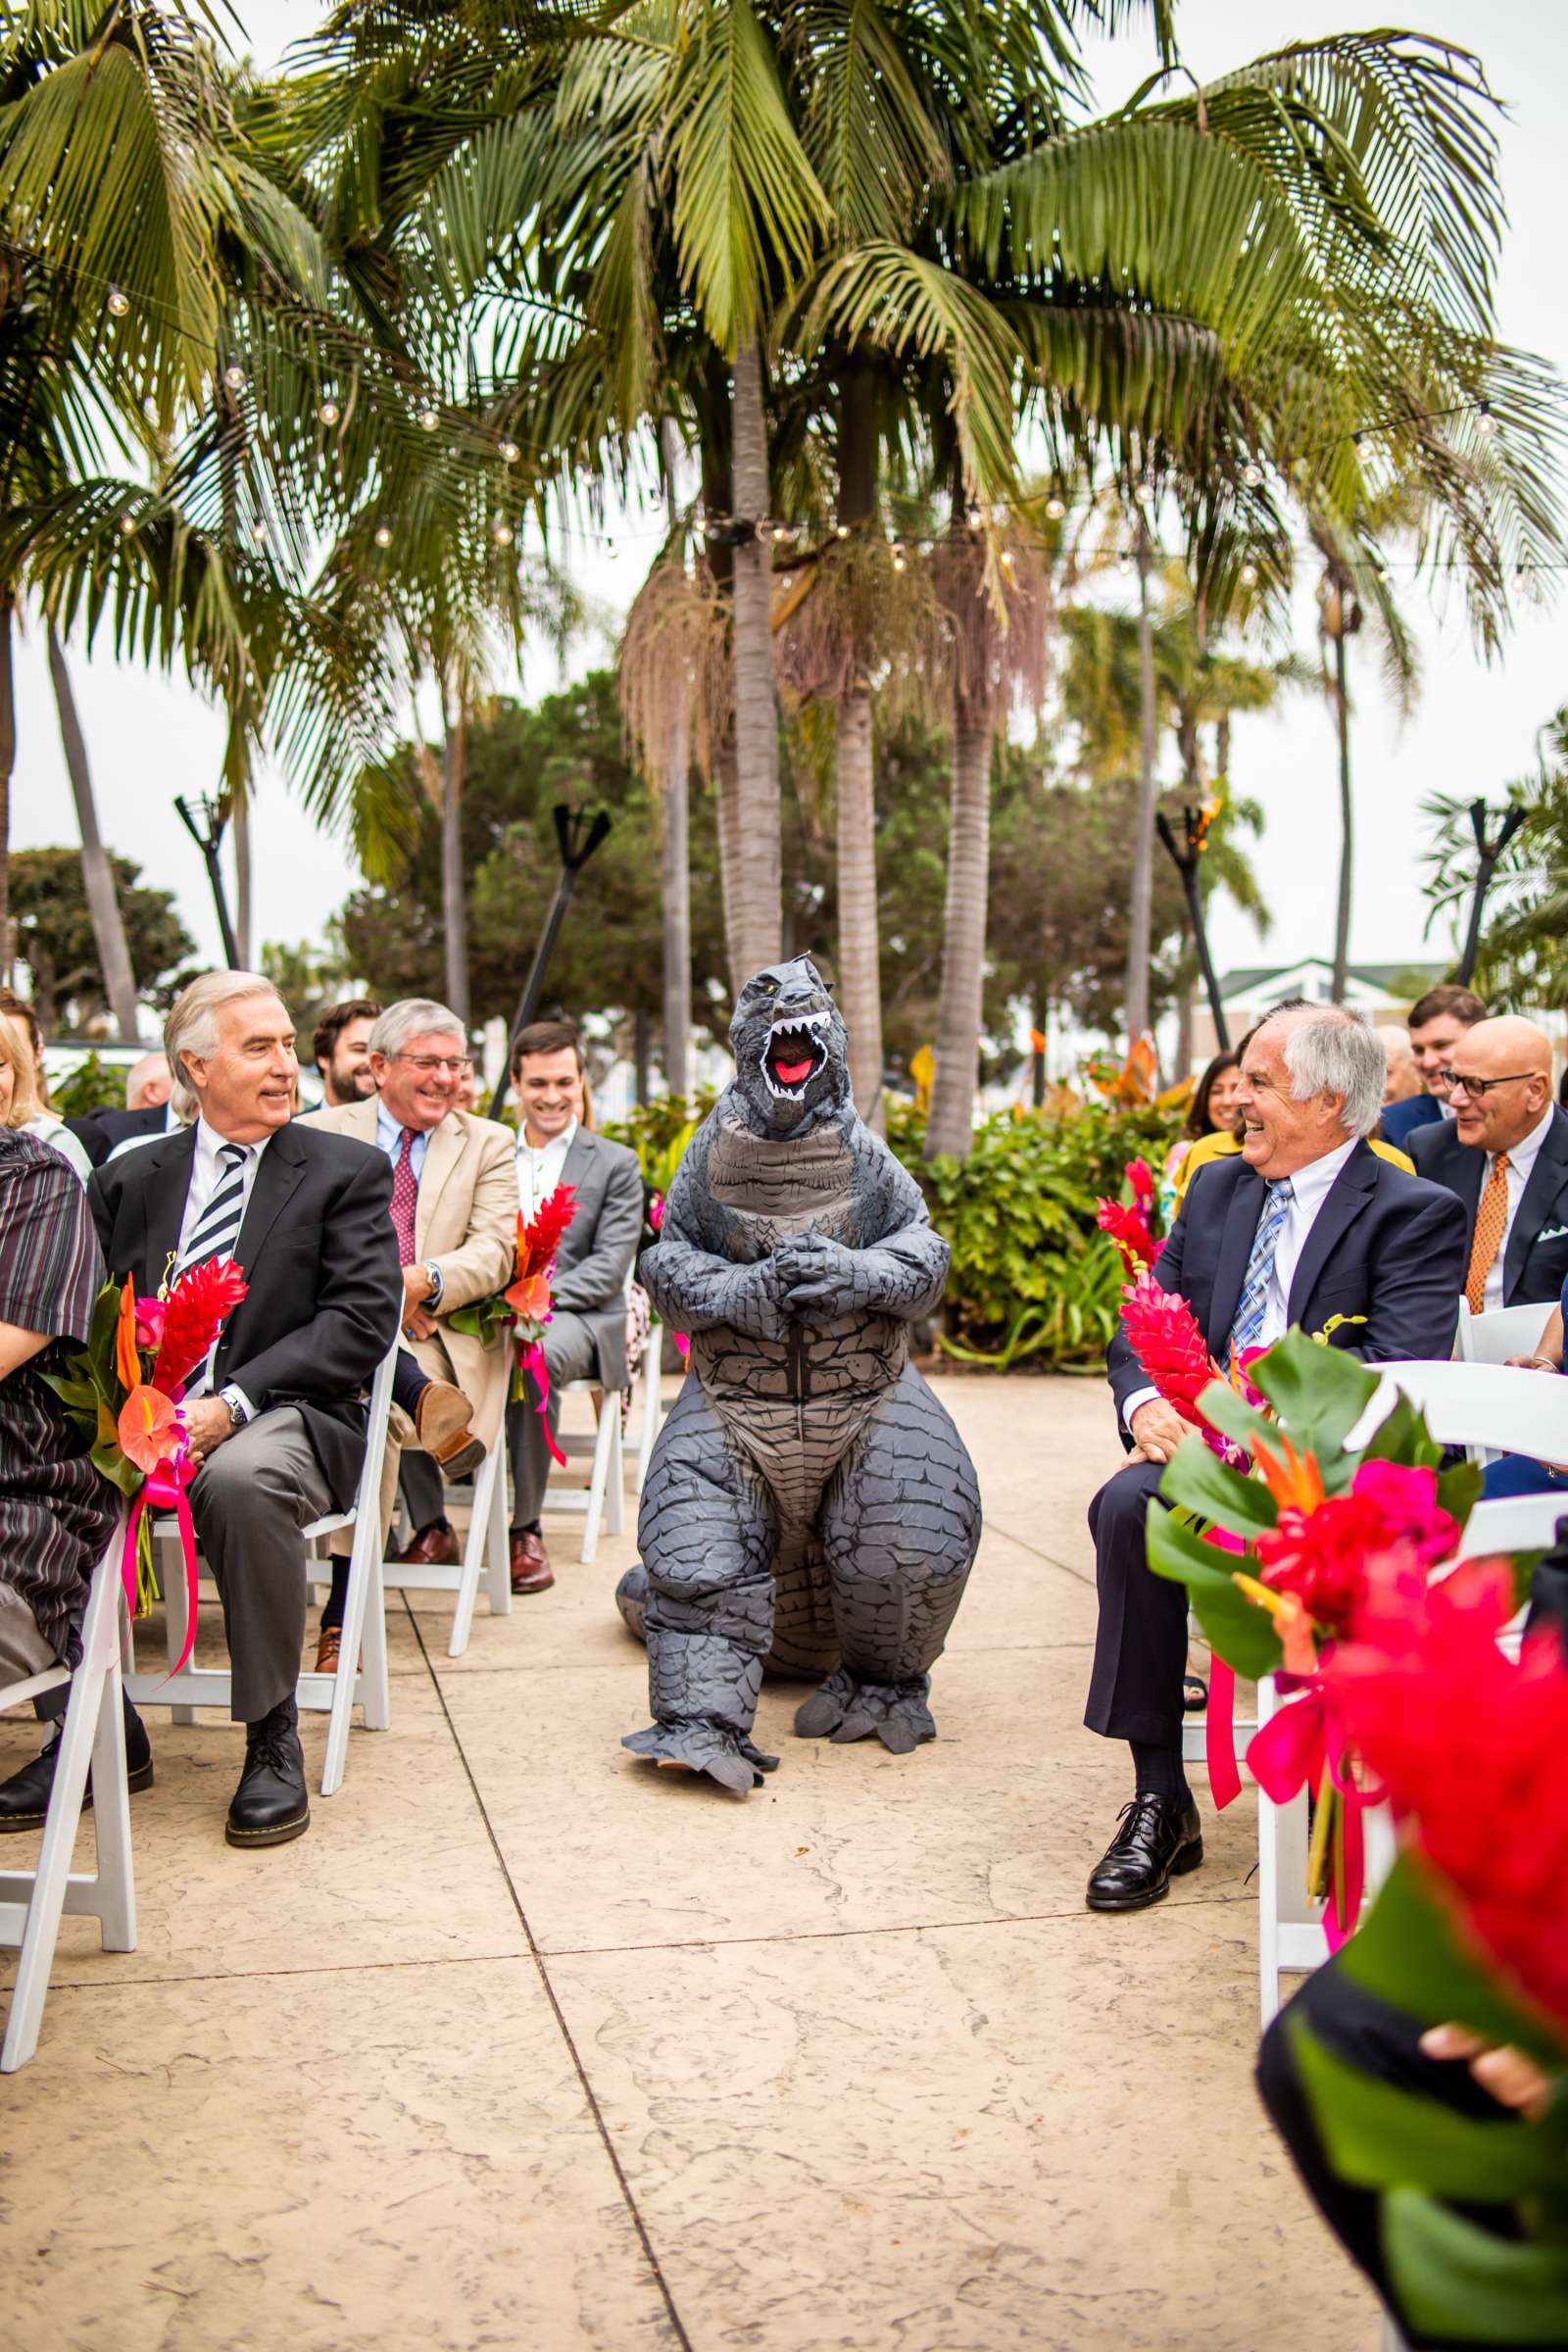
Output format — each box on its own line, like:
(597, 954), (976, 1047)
(225, 1705), (310, 1849)
(1086, 1795), (1203, 1912)
(0, 1697), (153, 1833)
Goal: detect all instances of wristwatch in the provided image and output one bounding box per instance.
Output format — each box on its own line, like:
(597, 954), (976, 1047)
(219, 1385), (251, 1430)
(424, 1261), (444, 1307)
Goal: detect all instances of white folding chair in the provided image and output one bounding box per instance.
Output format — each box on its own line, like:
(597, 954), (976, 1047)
(1256, 1671), (1397, 2027)
(1360, 1357), (1568, 1467)
(382, 1437), (513, 1659)
(1453, 1297), (1555, 1367)
(631, 1318), (664, 1497)
(128, 1339), (400, 1796)
(2, 1512), (135, 2071)
(546, 1379), (625, 1563)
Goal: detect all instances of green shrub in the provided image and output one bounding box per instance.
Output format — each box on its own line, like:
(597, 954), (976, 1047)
(885, 1100), (1183, 1370)
(50, 1052), (129, 1118)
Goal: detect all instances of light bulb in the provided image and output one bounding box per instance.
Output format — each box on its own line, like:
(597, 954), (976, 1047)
(1134, 478), (1153, 505)
(1351, 430), (1365, 451)
(318, 398), (340, 425)
(1117, 550), (1132, 573)
(117, 514), (136, 536)
(965, 504), (982, 530)
(892, 544), (906, 571)
(1243, 462), (1263, 487)
(835, 521), (850, 539)
(781, 572), (795, 590)
(106, 286), (129, 318)
(1046, 495), (1065, 520)
(771, 522), (790, 544)
(1240, 562), (1258, 587)
(222, 363), (245, 391)
(1477, 399), (1495, 435)
(493, 518), (514, 547)
(251, 521), (267, 546)
(417, 404), (439, 431)
(498, 438), (519, 464)
(374, 523), (393, 548)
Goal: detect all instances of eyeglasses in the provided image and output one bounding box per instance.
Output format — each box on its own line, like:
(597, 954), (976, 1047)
(397, 1054), (473, 1078)
(1438, 1068), (1536, 1100)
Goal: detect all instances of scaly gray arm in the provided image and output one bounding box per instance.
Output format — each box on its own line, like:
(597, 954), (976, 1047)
(637, 1128), (787, 1340)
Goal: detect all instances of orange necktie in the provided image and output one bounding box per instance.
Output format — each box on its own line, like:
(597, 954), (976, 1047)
(1465, 1151), (1511, 1314)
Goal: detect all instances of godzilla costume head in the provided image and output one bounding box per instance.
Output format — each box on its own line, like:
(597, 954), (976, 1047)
(729, 957), (852, 1132)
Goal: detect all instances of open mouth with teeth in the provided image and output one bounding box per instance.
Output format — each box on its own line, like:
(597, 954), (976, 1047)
(760, 1009), (830, 1102)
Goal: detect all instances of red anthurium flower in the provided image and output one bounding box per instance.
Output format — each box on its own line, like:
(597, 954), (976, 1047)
(505, 1269), (554, 1323)
(118, 1384), (182, 1474)
(1327, 1562), (1568, 2036)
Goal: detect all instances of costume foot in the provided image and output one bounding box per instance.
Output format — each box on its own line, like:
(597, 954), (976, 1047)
(614, 1563), (649, 1642)
(793, 1667), (936, 1754)
(621, 1719), (780, 1793)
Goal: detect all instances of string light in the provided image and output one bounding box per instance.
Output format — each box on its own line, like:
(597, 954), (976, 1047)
(1117, 549), (1132, 573)
(891, 542), (906, 571)
(1045, 494), (1066, 520)
(1243, 462), (1263, 487)
(251, 521), (267, 545)
(1477, 400), (1495, 436)
(373, 522), (393, 548)
(416, 404), (440, 431)
(222, 362), (245, 391)
(834, 520), (850, 538)
(1239, 562), (1258, 586)
(492, 517), (514, 546)
(1133, 477), (1153, 505)
(770, 522), (792, 544)
(498, 438), (519, 464)
(106, 285), (128, 318)
(965, 503), (983, 530)
(117, 513), (136, 536)
(318, 397), (340, 425)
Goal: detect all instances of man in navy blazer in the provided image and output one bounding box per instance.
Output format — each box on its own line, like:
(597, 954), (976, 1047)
(1379, 982), (1488, 1150)
(1085, 1005), (1468, 1915)
(1408, 1014), (1568, 1313)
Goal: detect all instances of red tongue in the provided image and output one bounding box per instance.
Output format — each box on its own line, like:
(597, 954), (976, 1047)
(774, 1056), (812, 1085)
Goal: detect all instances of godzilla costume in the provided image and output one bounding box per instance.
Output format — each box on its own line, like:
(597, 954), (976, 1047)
(616, 956), (981, 1791)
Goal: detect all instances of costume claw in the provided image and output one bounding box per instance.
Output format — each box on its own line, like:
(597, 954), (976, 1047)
(621, 1720), (779, 1792)
(793, 1667), (936, 1754)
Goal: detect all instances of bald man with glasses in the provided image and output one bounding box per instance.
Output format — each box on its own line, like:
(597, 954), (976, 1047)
(1409, 1014), (1568, 1313)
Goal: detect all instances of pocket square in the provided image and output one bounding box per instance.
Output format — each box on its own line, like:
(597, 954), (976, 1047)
(1537, 1225), (1568, 1245)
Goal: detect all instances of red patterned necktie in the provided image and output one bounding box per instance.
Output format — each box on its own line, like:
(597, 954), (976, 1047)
(390, 1126), (419, 1265)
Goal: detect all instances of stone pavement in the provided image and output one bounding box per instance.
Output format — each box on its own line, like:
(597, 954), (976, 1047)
(1, 1375), (1375, 2352)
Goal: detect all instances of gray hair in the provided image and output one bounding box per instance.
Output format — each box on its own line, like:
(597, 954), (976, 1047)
(164, 971), (288, 1088)
(369, 999), (467, 1061)
(1276, 1008), (1385, 1139)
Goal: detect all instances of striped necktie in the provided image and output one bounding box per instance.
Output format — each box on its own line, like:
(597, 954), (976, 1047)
(177, 1141), (251, 1276)
(1228, 1177), (1296, 1359)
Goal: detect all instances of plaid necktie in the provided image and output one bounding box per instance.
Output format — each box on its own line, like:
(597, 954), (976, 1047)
(1465, 1151), (1511, 1314)
(389, 1126), (419, 1265)
(177, 1141), (251, 1275)
(1228, 1177), (1296, 1358)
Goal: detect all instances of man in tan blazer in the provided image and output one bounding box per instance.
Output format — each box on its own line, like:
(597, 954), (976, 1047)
(301, 998), (515, 1668)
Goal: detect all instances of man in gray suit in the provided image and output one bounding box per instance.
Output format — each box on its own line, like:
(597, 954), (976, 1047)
(508, 1022), (644, 1592)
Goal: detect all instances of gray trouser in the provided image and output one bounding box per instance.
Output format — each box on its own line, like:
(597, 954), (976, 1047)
(188, 1408), (334, 1723)
(1, 1583), (62, 1699)
(506, 1310), (599, 1529)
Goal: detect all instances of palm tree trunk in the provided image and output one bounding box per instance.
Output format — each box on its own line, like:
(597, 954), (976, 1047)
(727, 337), (781, 976)
(442, 696), (469, 1022)
(231, 798), (253, 967)
(925, 705), (992, 1160)
(836, 683), (883, 1124)
(0, 592), (13, 988)
(835, 361), (884, 1127)
(1124, 526), (1158, 1043)
(46, 626), (140, 1039)
(1331, 630), (1352, 1004)
(662, 693), (692, 1096)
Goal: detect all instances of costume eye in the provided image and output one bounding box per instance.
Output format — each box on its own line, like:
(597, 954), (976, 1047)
(760, 979), (777, 996)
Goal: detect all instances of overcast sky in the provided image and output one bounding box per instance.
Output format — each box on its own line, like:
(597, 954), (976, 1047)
(13, 0), (1568, 1000)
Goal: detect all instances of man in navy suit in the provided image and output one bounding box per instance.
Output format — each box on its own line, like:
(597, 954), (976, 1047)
(1084, 1005), (1468, 1913)
(1408, 1013), (1568, 1312)
(1380, 983), (1488, 1150)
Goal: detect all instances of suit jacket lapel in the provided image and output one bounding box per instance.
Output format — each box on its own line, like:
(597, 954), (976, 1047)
(1504, 1108), (1568, 1298)
(140, 1124), (198, 1293)
(416, 1113), (465, 1254)
(1442, 1125), (1485, 1236)
(556, 1129), (597, 1267)
(1287, 1142), (1378, 1323)
(233, 1122), (306, 1274)
(1207, 1163), (1265, 1355)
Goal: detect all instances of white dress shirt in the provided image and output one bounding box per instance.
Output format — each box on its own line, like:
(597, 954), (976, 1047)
(1480, 1103), (1554, 1311)
(1122, 1135), (1359, 1432)
(176, 1119), (270, 1409)
(516, 1117), (576, 1221)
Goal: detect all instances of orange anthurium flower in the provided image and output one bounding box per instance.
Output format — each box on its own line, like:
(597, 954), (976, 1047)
(505, 1269), (553, 1323)
(1250, 1432), (1326, 1514)
(115, 1275), (141, 1392)
(118, 1384), (181, 1474)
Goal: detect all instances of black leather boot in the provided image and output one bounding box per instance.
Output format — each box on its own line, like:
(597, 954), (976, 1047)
(225, 1698), (309, 1848)
(0, 1692), (152, 1833)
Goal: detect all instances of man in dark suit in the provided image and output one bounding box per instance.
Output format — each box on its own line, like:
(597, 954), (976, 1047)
(1380, 983), (1488, 1151)
(507, 1021), (644, 1593)
(1085, 1005), (1468, 1913)
(1408, 1014), (1568, 1313)
(65, 1051), (178, 1169)
(0, 973), (403, 1852)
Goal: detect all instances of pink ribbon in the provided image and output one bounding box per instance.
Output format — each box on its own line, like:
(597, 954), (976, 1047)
(1245, 1674), (1383, 1945)
(1200, 1526), (1245, 1811)
(518, 1339), (567, 1468)
(123, 1449), (200, 1677)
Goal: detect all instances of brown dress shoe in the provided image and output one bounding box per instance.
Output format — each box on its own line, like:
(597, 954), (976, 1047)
(510, 1529), (555, 1593)
(315, 1623), (342, 1675)
(414, 1380), (480, 1465)
(397, 1521), (462, 1567)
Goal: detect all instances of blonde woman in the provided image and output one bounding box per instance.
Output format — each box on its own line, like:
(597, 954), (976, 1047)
(0, 991), (92, 1183)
